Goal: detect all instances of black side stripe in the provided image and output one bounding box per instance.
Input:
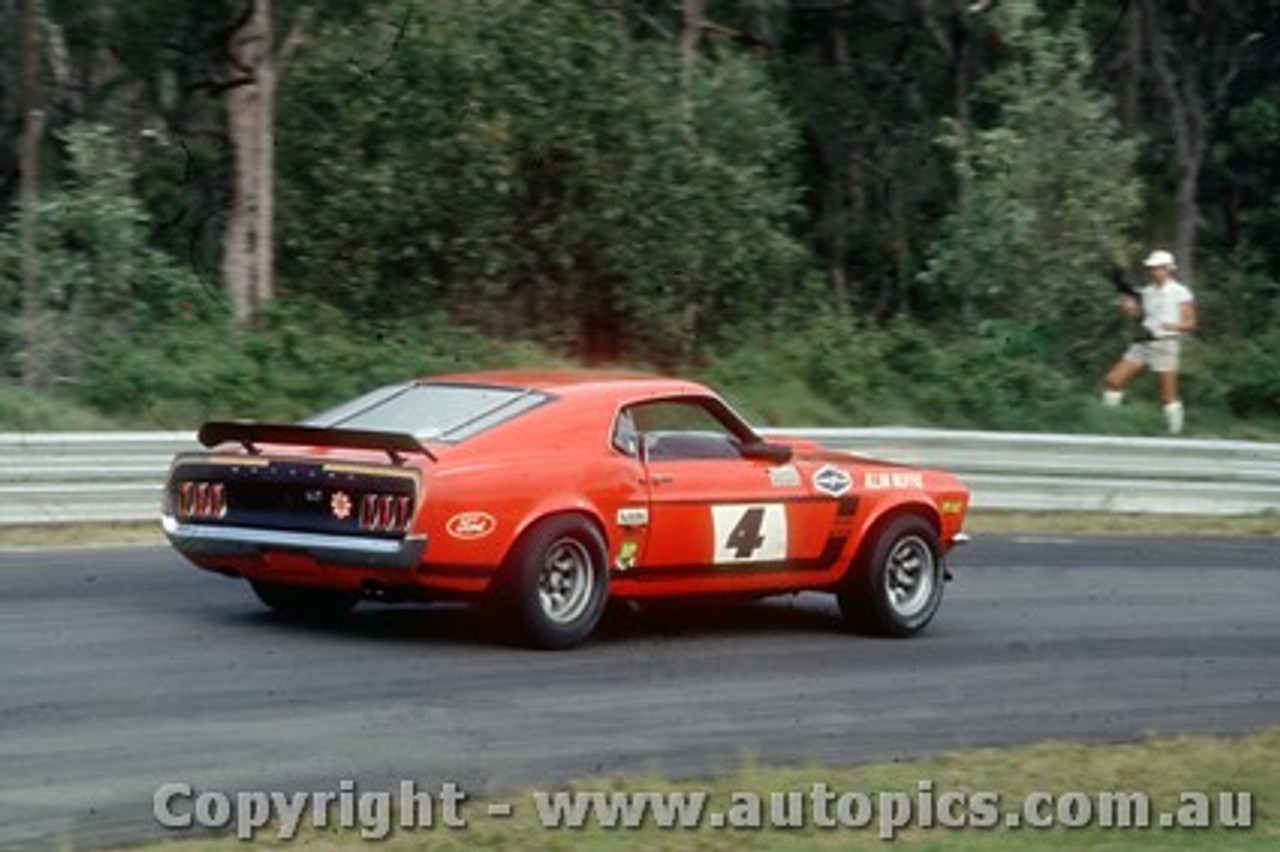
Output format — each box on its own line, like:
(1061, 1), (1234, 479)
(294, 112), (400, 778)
(622, 496), (860, 581)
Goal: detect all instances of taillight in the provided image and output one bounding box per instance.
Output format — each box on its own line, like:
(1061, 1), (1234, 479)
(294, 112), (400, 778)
(359, 493), (412, 533)
(177, 481), (227, 520)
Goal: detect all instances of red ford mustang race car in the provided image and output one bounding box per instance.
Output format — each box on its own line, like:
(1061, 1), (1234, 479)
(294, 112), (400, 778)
(163, 371), (970, 648)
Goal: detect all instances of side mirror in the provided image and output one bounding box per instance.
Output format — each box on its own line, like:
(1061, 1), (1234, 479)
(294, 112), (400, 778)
(740, 440), (792, 463)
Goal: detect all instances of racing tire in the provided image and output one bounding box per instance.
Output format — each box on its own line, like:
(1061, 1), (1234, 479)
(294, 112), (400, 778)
(497, 516), (609, 650)
(838, 516), (943, 638)
(250, 581), (359, 620)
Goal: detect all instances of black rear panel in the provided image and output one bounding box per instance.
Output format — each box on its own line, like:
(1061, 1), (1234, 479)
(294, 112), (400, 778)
(168, 457), (418, 539)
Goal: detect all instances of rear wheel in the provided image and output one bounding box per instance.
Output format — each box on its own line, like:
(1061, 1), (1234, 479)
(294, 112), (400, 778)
(250, 581), (359, 620)
(839, 516), (943, 637)
(495, 516), (608, 650)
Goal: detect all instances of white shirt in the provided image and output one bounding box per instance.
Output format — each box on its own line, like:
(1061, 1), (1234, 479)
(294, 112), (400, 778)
(1141, 279), (1193, 339)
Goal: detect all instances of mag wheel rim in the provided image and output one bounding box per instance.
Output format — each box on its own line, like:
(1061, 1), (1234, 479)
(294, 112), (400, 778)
(884, 535), (935, 619)
(538, 538), (594, 625)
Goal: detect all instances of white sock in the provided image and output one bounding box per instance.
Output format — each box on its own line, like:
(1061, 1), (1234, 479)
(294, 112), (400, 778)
(1164, 401), (1184, 435)
(1103, 389), (1124, 407)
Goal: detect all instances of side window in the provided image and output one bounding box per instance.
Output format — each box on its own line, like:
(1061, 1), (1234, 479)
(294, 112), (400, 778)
(612, 408), (640, 457)
(622, 400), (744, 461)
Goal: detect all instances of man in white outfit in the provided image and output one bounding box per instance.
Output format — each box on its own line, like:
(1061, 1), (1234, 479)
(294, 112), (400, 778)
(1102, 250), (1197, 434)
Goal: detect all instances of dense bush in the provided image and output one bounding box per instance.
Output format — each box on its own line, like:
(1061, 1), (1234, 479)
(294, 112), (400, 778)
(704, 317), (1095, 431)
(922, 1), (1142, 364)
(278, 0), (804, 364)
(1200, 332), (1280, 419)
(79, 299), (563, 426)
(1, 2), (1277, 438)
(0, 125), (206, 387)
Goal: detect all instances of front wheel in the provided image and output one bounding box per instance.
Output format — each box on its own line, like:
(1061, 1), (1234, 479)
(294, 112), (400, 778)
(838, 516), (943, 637)
(495, 516), (609, 650)
(250, 581), (359, 620)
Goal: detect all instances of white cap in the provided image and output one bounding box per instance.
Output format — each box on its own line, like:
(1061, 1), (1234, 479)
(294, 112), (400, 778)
(1143, 249), (1176, 268)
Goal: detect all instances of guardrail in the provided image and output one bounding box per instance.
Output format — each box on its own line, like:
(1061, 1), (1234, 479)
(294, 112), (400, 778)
(762, 428), (1280, 517)
(0, 429), (1277, 525)
(0, 432), (195, 526)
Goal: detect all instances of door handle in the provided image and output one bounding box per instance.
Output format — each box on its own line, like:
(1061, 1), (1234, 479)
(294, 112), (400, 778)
(650, 473), (674, 485)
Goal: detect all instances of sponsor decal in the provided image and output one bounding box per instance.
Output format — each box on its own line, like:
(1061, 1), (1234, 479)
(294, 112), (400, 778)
(940, 498), (965, 515)
(615, 540), (639, 571)
(330, 491), (352, 520)
(768, 465), (801, 488)
(446, 511), (496, 540)
(865, 471), (925, 490)
(616, 507), (650, 527)
(812, 465), (853, 497)
(711, 503), (787, 564)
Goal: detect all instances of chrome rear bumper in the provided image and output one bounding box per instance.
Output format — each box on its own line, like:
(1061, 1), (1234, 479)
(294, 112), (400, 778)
(162, 515), (426, 570)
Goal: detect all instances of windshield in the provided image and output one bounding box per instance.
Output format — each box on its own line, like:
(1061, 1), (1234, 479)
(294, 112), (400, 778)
(303, 383), (547, 441)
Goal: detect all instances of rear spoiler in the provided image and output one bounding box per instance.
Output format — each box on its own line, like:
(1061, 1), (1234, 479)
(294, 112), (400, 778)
(197, 421), (435, 463)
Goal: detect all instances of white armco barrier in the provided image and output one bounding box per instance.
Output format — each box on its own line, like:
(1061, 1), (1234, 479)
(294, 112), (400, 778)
(0, 429), (1277, 524)
(762, 428), (1280, 517)
(0, 432), (196, 526)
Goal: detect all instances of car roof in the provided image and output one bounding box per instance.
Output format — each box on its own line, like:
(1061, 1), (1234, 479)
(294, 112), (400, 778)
(423, 369), (710, 399)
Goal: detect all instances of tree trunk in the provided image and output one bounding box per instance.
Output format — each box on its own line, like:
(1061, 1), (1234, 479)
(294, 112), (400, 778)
(919, 0), (991, 324)
(1140, 0), (1201, 284)
(827, 17), (851, 309)
(1137, 0), (1255, 287)
(676, 0), (704, 348)
(678, 0), (704, 108)
(918, 0), (978, 140)
(1174, 162), (1201, 285)
(876, 154), (910, 323)
(222, 0), (275, 325)
(224, 87), (254, 325)
(1117, 0), (1142, 134)
(1139, 0), (1196, 283)
(18, 0), (47, 388)
(254, 6), (276, 310)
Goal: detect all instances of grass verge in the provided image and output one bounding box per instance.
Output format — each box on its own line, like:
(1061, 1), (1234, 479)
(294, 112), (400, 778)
(128, 727), (1278, 850)
(0, 521), (164, 549)
(964, 510), (1280, 537)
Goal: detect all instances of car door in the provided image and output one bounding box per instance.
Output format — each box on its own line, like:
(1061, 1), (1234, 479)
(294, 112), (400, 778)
(623, 398), (834, 577)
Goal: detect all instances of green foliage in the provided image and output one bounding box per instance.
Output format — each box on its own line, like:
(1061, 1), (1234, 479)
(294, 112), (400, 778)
(1199, 331), (1280, 419)
(0, 386), (120, 431)
(704, 316), (1089, 432)
(923, 0), (1142, 363)
(78, 298), (566, 426)
(0, 124), (207, 385)
(704, 316), (1280, 437)
(1227, 98), (1280, 285)
(778, 1), (961, 321)
(277, 0), (804, 363)
(1, 0), (1278, 437)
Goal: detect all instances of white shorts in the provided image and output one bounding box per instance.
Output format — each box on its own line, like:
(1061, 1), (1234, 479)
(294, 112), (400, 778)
(1123, 338), (1181, 373)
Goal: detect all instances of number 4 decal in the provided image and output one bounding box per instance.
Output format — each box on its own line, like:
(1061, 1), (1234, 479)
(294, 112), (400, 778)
(711, 504), (787, 564)
(725, 508), (766, 558)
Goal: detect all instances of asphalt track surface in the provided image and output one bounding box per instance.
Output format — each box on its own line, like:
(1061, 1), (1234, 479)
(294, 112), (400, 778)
(1, 535), (1277, 850)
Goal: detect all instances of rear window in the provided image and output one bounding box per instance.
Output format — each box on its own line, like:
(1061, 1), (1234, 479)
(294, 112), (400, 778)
(304, 383), (547, 442)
